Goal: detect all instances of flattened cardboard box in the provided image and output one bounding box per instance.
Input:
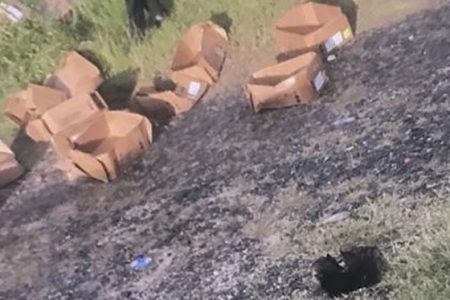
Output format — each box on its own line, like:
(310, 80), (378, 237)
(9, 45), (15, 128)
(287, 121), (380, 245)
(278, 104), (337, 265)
(44, 51), (104, 98)
(274, 2), (353, 56)
(4, 84), (67, 127)
(133, 75), (208, 118)
(245, 52), (327, 113)
(25, 92), (108, 142)
(55, 111), (152, 182)
(171, 21), (228, 85)
(0, 139), (24, 187)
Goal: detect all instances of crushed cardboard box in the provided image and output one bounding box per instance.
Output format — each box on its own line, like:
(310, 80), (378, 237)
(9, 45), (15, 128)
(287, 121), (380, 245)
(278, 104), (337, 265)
(53, 111), (152, 182)
(0, 1), (26, 23)
(133, 75), (208, 118)
(3, 84), (67, 127)
(274, 2), (353, 56)
(245, 52), (327, 113)
(171, 21), (228, 85)
(0, 139), (24, 187)
(25, 92), (108, 142)
(44, 51), (104, 98)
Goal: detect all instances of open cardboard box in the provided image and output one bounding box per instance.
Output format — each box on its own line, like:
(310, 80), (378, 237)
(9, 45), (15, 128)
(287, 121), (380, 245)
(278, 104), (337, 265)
(25, 92), (108, 142)
(44, 51), (104, 98)
(245, 52), (327, 113)
(171, 21), (228, 85)
(4, 84), (67, 127)
(53, 111), (152, 182)
(274, 2), (353, 56)
(0, 139), (24, 187)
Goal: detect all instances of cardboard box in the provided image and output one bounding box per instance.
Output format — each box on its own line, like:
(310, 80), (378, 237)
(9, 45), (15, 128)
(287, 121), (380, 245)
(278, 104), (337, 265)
(133, 75), (208, 118)
(0, 1), (26, 23)
(25, 92), (108, 142)
(245, 52), (327, 113)
(56, 111), (152, 182)
(3, 84), (67, 127)
(44, 51), (104, 98)
(274, 2), (353, 56)
(42, 0), (73, 19)
(0, 139), (24, 187)
(171, 21), (228, 85)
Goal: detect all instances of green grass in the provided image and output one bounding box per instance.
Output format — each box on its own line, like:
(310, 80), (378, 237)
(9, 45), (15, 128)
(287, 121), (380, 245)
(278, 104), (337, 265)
(0, 0), (300, 143)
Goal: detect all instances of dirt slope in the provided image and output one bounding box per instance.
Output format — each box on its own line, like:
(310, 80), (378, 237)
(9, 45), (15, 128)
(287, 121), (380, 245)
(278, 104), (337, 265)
(1, 1), (450, 299)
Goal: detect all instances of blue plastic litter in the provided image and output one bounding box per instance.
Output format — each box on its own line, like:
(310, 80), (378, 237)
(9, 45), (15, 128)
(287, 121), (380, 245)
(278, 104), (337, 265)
(130, 255), (152, 270)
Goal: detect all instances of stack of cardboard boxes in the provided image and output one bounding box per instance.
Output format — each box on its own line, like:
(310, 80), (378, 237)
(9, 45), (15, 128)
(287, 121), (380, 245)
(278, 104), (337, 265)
(132, 21), (228, 119)
(245, 2), (354, 112)
(3, 51), (152, 183)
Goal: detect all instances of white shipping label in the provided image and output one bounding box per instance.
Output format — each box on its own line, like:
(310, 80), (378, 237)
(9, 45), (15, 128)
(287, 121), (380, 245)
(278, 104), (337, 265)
(313, 71), (326, 91)
(6, 5), (23, 23)
(188, 81), (201, 96)
(323, 32), (344, 53)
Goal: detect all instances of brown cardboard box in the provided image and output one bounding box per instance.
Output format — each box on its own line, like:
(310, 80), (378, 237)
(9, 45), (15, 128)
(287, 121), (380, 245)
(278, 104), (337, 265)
(25, 92), (108, 142)
(3, 84), (67, 127)
(42, 0), (73, 19)
(245, 52), (327, 113)
(56, 111), (152, 182)
(170, 72), (209, 102)
(0, 139), (24, 187)
(44, 51), (104, 98)
(0, 1), (27, 23)
(133, 75), (208, 119)
(171, 21), (228, 85)
(274, 2), (353, 56)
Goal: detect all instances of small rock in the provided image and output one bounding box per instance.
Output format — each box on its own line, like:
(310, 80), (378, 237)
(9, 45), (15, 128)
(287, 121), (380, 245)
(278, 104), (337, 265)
(320, 212), (351, 224)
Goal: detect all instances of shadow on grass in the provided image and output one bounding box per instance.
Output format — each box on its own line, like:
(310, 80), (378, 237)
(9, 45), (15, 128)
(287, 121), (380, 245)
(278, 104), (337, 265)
(98, 69), (139, 110)
(210, 11), (233, 33)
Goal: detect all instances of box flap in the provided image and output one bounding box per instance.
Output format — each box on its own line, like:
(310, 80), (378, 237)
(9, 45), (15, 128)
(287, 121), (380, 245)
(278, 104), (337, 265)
(274, 2), (350, 53)
(171, 22), (228, 84)
(45, 51), (104, 97)
(68, 150), (111, 183)
(41, 92), (108, 135)
(25, 119), (52, 142)
(0, 156), (23, 187)
(3, 90), (29, 126)
(3, 84), (66, 126)
(249, 52), (319, 85)
(0, 139), (14, 157)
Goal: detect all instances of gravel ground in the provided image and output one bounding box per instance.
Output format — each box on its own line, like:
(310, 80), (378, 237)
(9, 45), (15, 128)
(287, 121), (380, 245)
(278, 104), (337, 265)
(1, 2), (450, 299)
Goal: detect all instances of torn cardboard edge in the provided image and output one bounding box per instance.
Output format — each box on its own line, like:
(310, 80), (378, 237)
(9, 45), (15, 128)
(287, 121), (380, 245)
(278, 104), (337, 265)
(53, 111), (152, 183)
(3, 84), (67, 127)
(44, 51), (104, 98)
(25, 91), (108, 143)
(245, 52), (327, 113)
(0, 139), (24, 187)
(274, 2), (353, 56)
(171, 21), (228, 84)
